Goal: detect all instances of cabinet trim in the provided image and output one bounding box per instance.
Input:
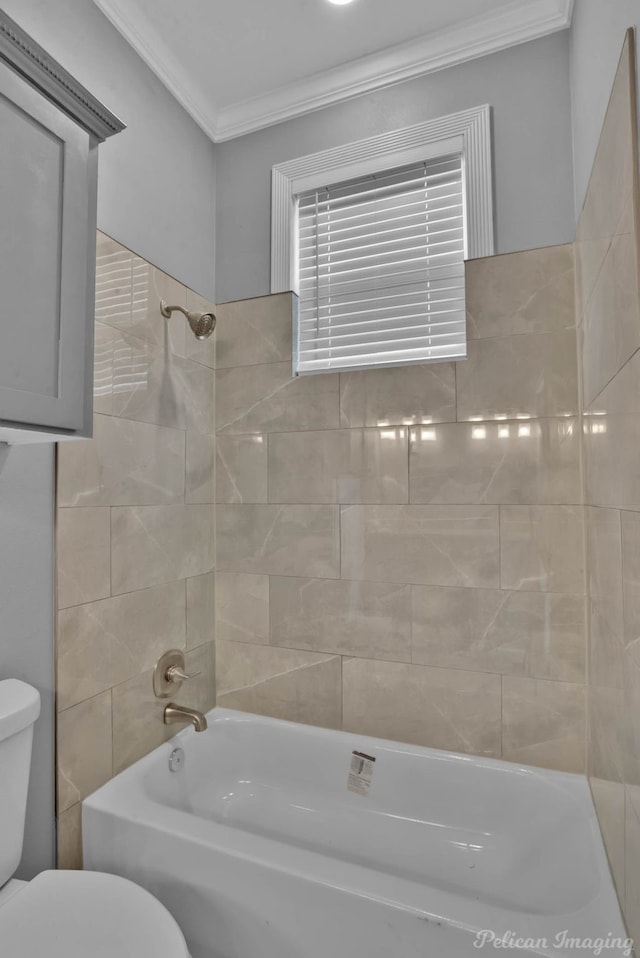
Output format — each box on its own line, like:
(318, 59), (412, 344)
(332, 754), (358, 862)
(0, 10), (125, 142)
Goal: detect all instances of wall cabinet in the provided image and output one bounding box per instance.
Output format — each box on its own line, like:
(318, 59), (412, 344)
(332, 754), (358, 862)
(0, 11), (124, 443)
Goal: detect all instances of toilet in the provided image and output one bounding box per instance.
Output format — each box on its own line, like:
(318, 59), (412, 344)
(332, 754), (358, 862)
(0, 678), (190, 957)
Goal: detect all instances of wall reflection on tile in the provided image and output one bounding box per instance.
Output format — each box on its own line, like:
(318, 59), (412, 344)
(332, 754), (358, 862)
(270, 577), (411, 661)
(269, 428), (408, 504)
(500, 505), (585, 594)
(409, 418), (580, 505)
(341, 504), (499, 587)
(216, 434), (268, 503)
(343, 658), (501, 756)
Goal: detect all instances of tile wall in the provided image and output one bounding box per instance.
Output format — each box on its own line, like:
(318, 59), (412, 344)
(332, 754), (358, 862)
(214, 246), (587, 773)
(577, 30), (640, 943)
(55, 233), (216, 868)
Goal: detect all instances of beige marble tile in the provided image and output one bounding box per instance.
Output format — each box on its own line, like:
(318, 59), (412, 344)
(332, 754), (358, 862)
(589, 777), (625, 905)
(185, 289), (216, 369)
(216, 435), (268, 503)
(111, 504), (215, 594)
(57, 690), (112, 813)
(582, 230), (640, 407)
(339, 363), (456, 428)
(216, 572), (269, 644)
(409, 418), (581, 505)
(502, 676), (586, 773)
(412, 586), (585, 682)
(500, 505), (585, 594)
(56, 508), (110, 610)
(57, 803), (83, 870)
(465, 244), (575, 339)
(270, 577), (411, 661)
(93, 322), (115, 415)
(111, 329), (213, 435)
(217, 504), (340, 578)
(186, 573), (215, 649)
(624, 652), (640, 791)
(589, 684), (625, 784)
(116, 257), (187, 356)
(216, 640), (341, 728)
(215, 293), (293, 368)
(178, 642), (216, 714)
(269, 428), (408, 504)
(584, 352), (640, 511)
(342, 659), (501, 756)
(586, 508), (624, 690)
(341, 504), (499, 587)
(95, 233), (132, 328)
(186, 432), (215, 503)
(456, 330), (578, 422)
(57, 414), (185, 507)
(216, 361), (339, 434)
(622, 510), (640, 668)
(57, 581), (185, 710)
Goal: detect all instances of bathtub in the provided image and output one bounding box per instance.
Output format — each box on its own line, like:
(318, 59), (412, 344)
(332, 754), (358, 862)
(83, 708), (630, 958)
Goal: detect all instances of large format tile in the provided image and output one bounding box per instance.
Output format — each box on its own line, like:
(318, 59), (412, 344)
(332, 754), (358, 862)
(216, 362), (339, 434)
(500, 505), (585, 594)
(586, 508), (624, 690)
(622, 510), (640, 667)
(111, 504), (215, 594)
(186, 572), (215, 649)
(216, 640), (342, 728)
(57, 414), (185, 507)
(215, 293), (293, 368)
(57, 804), (82, 870)
(269, 428), (408, 504)
(110, 255), (187, 355)
(186, 432), (216, 503)
(589, 776), (625, 904)
(57, 581), (186, 710)
(341, 505), (499, 587)
(465, 244), (575, 339)
(342, 659), (501, 756)
(216, 435), (268, 503)
(270, 577), (411, 661)
(216, 572), (269, 644)
(502, 676), (586, 773)
(412, 586), (585, 682)
(217, 504), (339, 578)
(584, 351), (640, 511)
(339, 363), (456, 428)
(93, 323), (115, 416)
(626, 788), (640, 950)
(582, 230), (640, 407)
(57, 690), (112, 813)
(409, 418), (580, 505)
(56, 507), (110, 610)
(95, 233), (132, 329)
(456, 330), (578, 422)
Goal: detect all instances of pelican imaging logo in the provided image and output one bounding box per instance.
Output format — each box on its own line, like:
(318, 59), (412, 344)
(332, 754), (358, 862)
(473, 930), (634, 956)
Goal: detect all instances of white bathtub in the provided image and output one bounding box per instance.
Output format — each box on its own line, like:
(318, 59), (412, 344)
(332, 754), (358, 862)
(83, 709), (630, 958)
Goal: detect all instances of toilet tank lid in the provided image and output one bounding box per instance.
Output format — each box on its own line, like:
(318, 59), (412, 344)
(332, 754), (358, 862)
(0, 680), (41, 742)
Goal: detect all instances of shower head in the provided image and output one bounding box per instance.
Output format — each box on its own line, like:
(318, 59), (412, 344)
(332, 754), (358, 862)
(160, 300), (216, 340)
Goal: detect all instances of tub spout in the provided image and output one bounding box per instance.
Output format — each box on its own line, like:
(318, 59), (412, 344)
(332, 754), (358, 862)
(164, 703), (208, 732)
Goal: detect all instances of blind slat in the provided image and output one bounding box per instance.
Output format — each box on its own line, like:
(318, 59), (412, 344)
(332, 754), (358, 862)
(295, 153), (466, 375)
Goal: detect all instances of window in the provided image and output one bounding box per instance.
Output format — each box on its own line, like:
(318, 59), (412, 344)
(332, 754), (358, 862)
(296, 154), (466, 374)
(271, 105), (494, 375)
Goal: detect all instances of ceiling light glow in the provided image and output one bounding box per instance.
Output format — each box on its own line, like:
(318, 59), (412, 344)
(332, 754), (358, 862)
(327, 0), (356, 5)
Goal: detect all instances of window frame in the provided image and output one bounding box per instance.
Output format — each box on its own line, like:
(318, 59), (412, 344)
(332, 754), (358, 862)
(271, 105), (494, 297)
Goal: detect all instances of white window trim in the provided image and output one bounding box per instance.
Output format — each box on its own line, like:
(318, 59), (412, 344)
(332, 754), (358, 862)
(271, 104), (494, 295)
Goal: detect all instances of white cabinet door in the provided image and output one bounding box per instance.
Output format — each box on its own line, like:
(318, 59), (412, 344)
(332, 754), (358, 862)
(0, 58), (91, 431)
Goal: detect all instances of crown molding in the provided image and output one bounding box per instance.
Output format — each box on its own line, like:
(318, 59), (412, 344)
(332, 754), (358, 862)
(0, 9), (124, 140)
(94, 0), (572, 144)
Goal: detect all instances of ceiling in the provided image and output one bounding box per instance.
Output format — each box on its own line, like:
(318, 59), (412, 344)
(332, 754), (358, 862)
(94, 0), (573, 141)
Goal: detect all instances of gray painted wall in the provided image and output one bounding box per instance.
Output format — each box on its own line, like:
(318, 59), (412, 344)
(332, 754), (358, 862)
(570, 0), (640, 220)
(215, 31), (575, 304)
(0, 0), (215, 878)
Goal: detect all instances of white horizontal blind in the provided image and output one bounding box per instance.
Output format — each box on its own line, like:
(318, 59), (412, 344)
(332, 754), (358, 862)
(295, 153), (467, 374)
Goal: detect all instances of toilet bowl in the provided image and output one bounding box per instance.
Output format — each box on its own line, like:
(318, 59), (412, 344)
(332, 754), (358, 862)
(0, 678), (189, 957)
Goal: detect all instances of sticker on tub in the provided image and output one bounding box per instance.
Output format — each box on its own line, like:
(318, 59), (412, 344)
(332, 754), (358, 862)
(348, 750), (376, 796)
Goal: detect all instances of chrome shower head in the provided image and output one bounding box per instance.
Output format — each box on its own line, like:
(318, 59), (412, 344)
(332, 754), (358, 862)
(160, 300), (216, 340)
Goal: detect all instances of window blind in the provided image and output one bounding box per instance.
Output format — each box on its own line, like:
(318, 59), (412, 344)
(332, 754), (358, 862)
(295, 154), (467, 374)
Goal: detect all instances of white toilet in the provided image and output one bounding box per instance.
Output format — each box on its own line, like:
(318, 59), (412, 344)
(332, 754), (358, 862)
(0, 678), (190, 957)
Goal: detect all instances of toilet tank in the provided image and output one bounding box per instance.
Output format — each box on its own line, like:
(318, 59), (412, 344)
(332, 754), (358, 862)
(0, 680), (41, 886)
